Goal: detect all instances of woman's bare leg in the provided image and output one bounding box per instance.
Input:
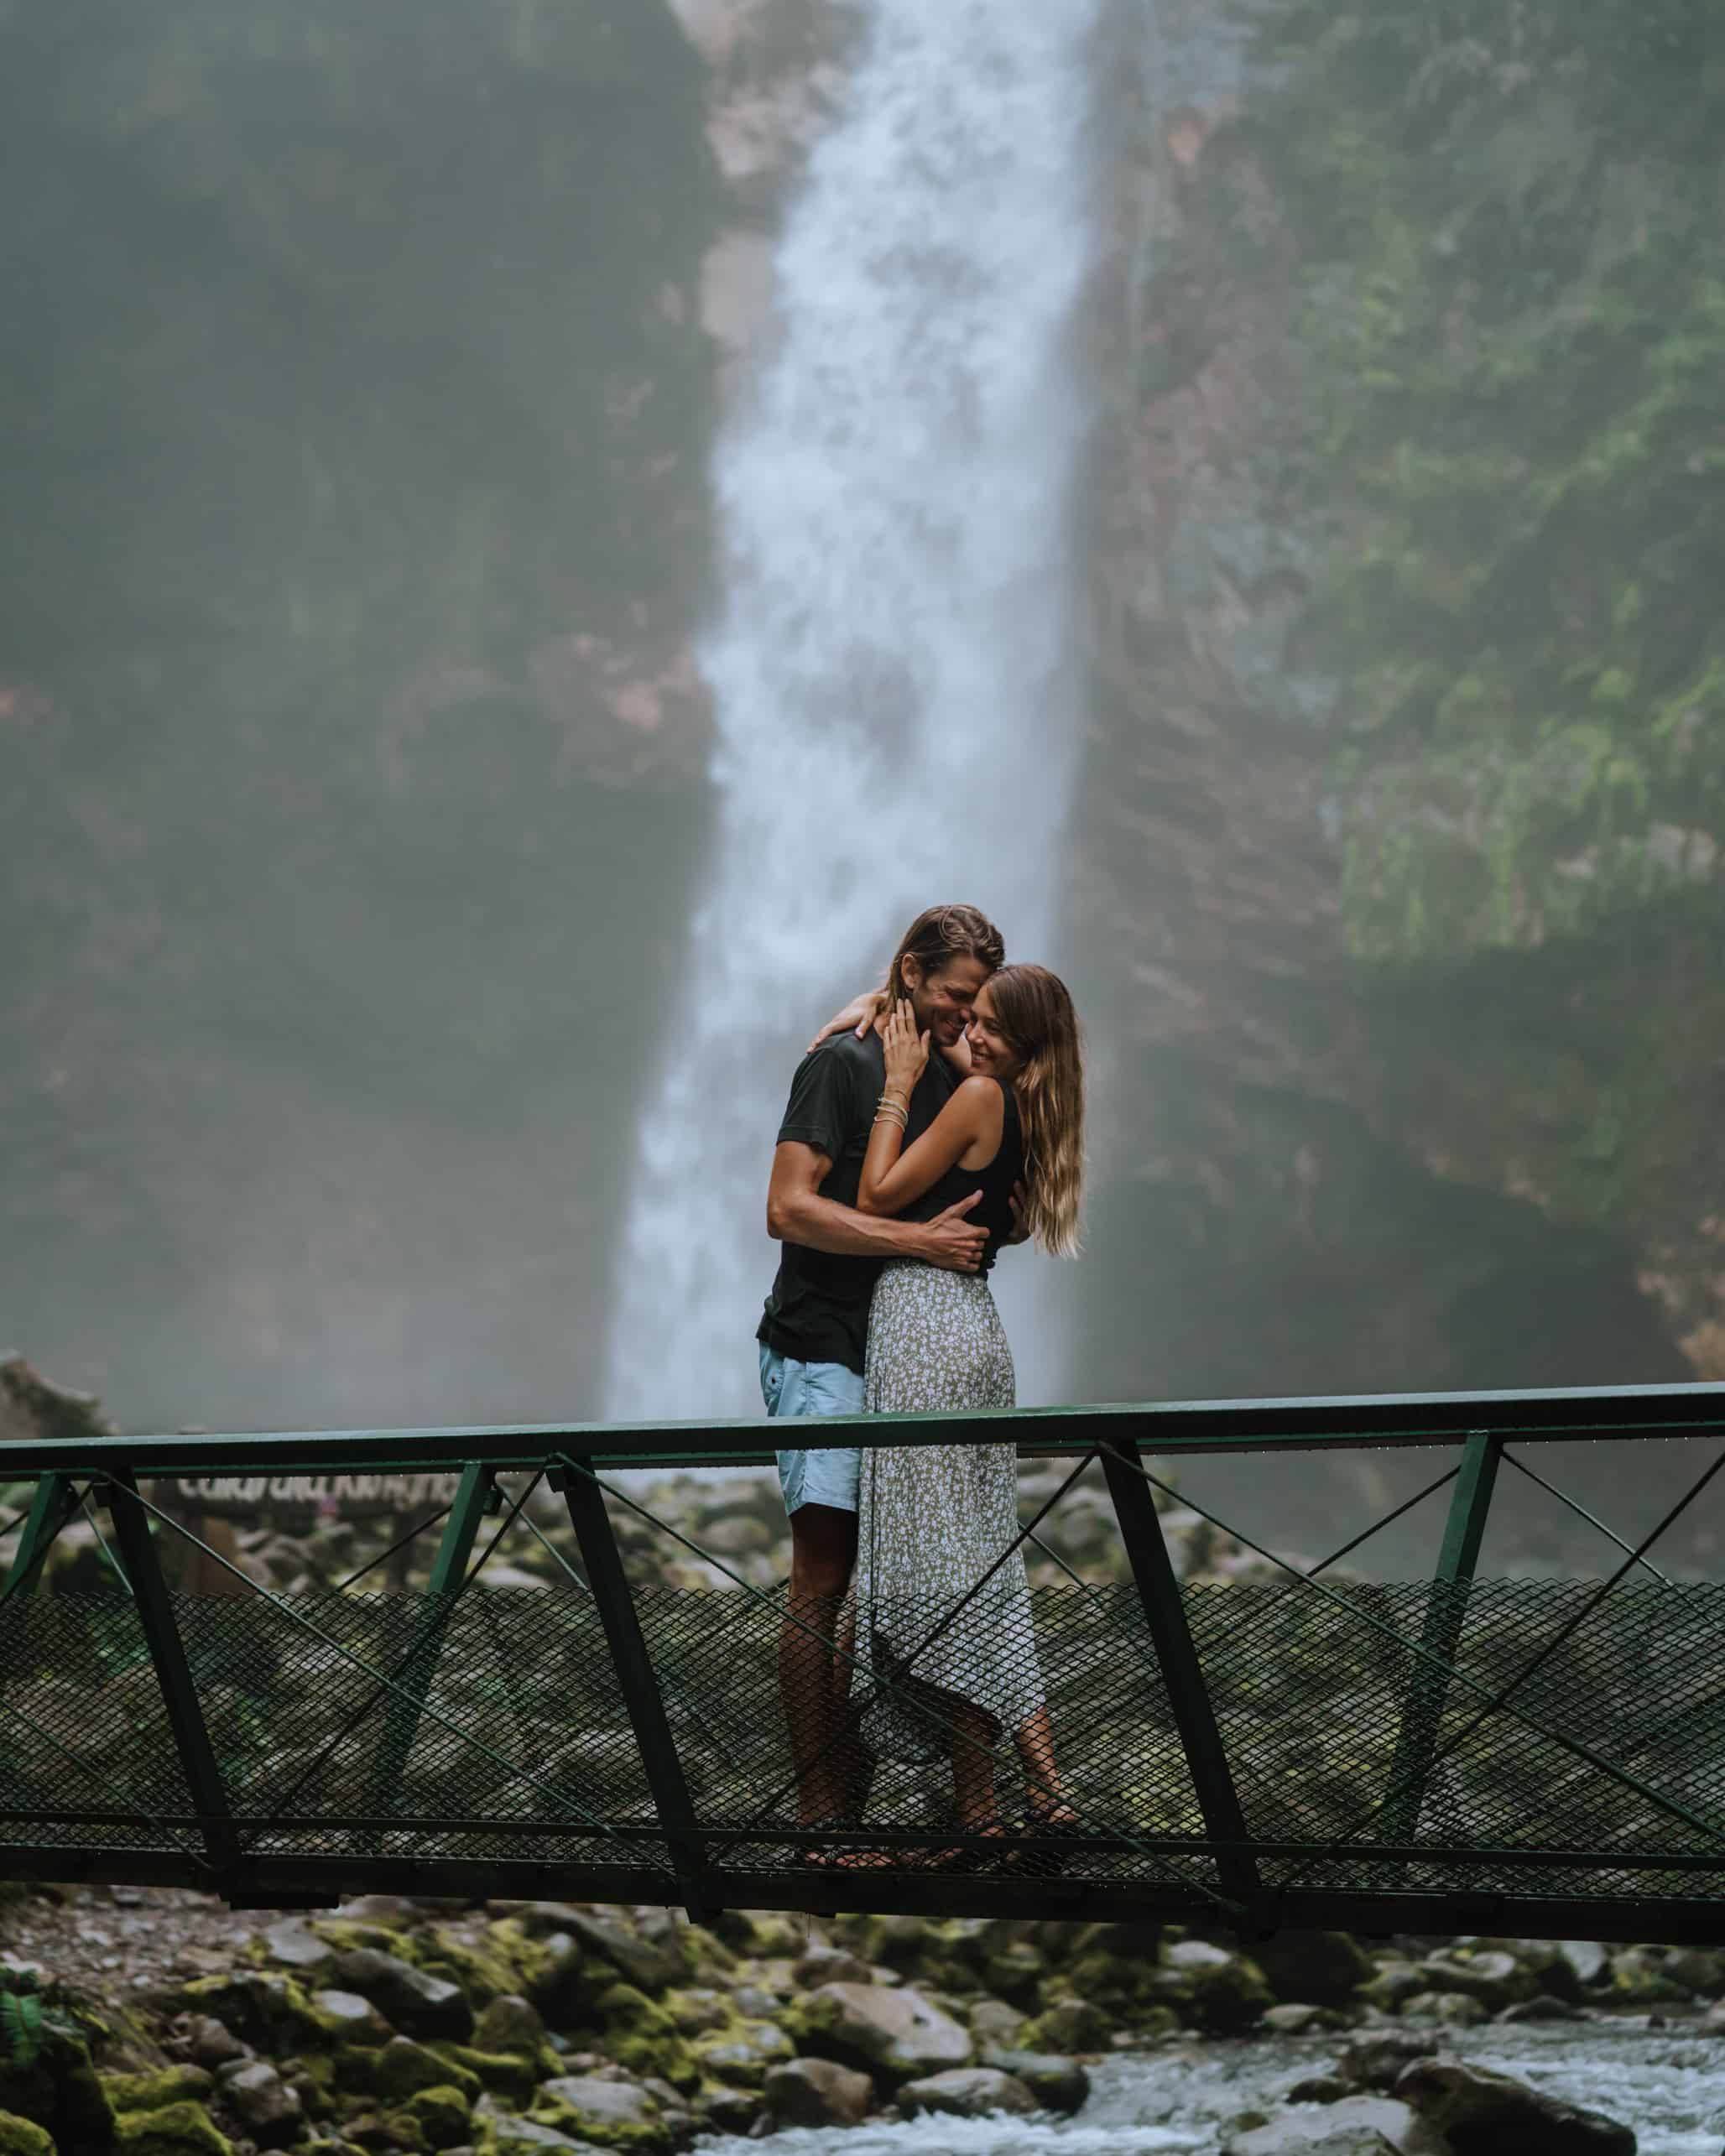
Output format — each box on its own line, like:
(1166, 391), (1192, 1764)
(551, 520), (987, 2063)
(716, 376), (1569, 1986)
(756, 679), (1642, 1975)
(1014, 1705), (1077, 1820)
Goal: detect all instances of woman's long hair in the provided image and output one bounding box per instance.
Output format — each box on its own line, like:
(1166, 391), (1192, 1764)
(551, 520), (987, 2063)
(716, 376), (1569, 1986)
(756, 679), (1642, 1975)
(987, 963), (1085, 1257)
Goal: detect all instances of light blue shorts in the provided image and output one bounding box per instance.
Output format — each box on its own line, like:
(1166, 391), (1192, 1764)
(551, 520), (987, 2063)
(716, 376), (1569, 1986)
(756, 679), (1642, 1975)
(759, 1343), (863, 1514)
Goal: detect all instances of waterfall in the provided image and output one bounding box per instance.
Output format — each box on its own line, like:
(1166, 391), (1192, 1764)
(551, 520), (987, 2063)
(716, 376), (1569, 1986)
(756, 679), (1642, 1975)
(607, 0), (1102, 1421)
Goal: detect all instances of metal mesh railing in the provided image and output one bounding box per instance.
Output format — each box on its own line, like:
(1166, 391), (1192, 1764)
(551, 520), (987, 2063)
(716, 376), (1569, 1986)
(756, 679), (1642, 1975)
(3, 1573), (1721, 1903)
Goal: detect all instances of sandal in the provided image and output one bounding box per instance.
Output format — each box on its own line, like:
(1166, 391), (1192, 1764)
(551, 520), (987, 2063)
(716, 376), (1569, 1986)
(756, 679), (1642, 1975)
(1009, 1797), (1083, 1877)
(919, 1817), (1010, 1874)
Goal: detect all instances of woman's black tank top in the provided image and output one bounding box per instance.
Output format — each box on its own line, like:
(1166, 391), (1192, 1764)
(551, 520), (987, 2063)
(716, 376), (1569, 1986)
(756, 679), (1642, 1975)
(902, 1079), (1024, 1277)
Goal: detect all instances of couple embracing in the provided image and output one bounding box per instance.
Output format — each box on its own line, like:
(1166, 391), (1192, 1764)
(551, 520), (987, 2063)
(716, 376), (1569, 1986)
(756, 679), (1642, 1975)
(758, 903), (1085, 1869)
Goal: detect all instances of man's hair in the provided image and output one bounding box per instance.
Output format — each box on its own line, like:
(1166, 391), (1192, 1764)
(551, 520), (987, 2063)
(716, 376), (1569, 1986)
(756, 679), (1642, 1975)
(887, 904), (1005, 1003)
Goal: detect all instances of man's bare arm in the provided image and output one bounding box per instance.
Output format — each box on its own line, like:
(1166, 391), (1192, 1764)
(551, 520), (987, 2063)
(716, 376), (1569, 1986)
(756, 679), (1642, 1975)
(766, 1142), (988, 1272)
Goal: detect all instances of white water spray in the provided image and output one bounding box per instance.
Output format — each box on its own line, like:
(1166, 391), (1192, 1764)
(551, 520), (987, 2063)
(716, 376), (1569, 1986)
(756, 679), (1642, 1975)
(608, 0), (1102, 1420)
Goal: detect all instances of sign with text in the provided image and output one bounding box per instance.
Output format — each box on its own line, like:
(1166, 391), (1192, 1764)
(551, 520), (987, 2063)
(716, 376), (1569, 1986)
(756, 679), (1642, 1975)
(163, 1471), (466, 1528)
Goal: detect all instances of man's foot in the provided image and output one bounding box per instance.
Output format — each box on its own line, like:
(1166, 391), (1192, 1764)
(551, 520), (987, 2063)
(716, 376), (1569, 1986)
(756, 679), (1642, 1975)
(919, 1816), (1009, 1873)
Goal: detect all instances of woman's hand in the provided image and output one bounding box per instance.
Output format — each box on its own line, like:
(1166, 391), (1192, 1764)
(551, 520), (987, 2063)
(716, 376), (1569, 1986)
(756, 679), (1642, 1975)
(808, 983), (889, 1054)
(881, 999), (929, 1099)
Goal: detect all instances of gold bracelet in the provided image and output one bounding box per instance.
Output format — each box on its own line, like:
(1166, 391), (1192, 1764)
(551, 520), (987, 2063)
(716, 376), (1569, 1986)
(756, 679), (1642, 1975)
(873, 1104), (908, 1128)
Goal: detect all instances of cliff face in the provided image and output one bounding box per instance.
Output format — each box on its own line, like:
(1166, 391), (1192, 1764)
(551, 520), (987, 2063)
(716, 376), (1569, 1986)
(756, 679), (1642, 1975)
(1064, 0), (1724, 1403)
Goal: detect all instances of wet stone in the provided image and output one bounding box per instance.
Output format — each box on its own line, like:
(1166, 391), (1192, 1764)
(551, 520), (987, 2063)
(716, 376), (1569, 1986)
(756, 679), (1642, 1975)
(1223, 2095), (1438, 2155)
(1401, 1992), (1488, 2025)
(977, 2049), (1089, 2113)
(222, 2059), (302, 2141)
(763, 2057), (874, 2128)
(899, 2066), (1037, 2118)
(332, 1949), (475, 2042)
(1395, 2054), (1636, 2154)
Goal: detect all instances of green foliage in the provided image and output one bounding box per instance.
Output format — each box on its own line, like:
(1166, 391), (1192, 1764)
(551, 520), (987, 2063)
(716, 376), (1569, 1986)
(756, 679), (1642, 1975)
(1246, 0), (1725, 956)
(0, 1977), (80, 2074)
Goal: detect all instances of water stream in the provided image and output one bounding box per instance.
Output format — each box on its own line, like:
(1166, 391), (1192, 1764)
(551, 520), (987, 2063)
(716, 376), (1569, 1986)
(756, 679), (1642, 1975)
(608, 0), (1102, 1421)
(695, 2022), (1725, 2154)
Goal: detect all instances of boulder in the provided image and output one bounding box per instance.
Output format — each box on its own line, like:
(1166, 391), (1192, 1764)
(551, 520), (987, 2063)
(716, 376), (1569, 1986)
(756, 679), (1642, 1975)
(484, 2120), (594, 2153)
(978, 2049), (1089, 2113)
(1554, 1941), (1610, 1991)
(763, 2057), (874, 2128)
(220, 2060), (301, 2144)
(1395, 2054), (1636, 2154)
(472, 1993), (547, 2053)
(1264, 2004), (1338, 2035)
(1154, 1940), (1274, 2033)
(260, 1921), (335, 1977)
(111, 2101), (235, 2154)
(532, 2071), (669, 2150)
(545, 1909), (683, 1992)
(1400, 1992), (1488, 2026)
(0, 2115), (52, 2156)
(402, 2084), (472, 2151)
(308, 1990), (393, 2047)
(793, 1945), (873, 1988)
(1357, 1965), (1428, 2014)
(1019, 1996), (1112, 2053)
(899, 2067), (1036, 2118)
(332, 1950), (475, 2042)
(785, 1982), (972, 2084)
(1605, 1948), (1691, 2006)
(1251, 1932), (1375, 2006)
(1410, 1951), (1534, 2010)
(183, 2018), (249, 2071)
(1337, 2031), (1439, 2091)
(1223, 2096), (1440, 2155)
(968, 1997), (1027, 2048)
(1699, 1998), (1725, 2034)
(350, 2037), (480, 2105)
(103, 2068), (216, 2114)
(693, 2018), (794, 2088)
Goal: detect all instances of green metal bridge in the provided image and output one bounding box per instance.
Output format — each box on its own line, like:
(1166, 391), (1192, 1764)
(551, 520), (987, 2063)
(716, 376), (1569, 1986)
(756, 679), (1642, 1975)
(2, 1383), (1723, 1943)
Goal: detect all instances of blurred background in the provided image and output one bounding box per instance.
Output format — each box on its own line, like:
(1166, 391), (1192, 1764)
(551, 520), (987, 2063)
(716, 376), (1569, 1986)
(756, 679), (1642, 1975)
(4, 0), (1722, 1568)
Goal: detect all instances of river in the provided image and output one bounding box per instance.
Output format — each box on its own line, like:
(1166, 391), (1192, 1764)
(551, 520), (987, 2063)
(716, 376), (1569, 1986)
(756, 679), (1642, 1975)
(695, 2018), (1725, 2153)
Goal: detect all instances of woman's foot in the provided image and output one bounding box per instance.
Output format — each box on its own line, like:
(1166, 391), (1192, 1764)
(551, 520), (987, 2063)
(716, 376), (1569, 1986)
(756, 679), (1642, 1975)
(1012, 1790), (1082, 1874)
(919, 1815), (1010, 1873)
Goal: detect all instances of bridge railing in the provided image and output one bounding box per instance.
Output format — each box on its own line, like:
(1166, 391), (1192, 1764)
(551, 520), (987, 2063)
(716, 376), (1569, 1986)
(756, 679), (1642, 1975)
(0, 1380), (1722, 1937)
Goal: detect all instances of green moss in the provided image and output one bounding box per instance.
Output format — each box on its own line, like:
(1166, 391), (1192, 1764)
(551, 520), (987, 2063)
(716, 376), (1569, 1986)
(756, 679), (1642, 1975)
(429, 2042), (539, 2102)
(114, 2100), (235, 2156)
(338, 2037), (480, 2104)
(403, 2082), (473, 2150)
(102, 2065), (216, 2114)
(0, 2114), (53, 2156)
(586, 1983), (700, 2093)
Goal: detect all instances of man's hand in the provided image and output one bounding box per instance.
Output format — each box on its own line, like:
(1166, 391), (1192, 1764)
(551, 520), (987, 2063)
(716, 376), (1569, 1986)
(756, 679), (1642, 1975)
(1003, 1178), (1031, 1247)
(808, 984), (889, 1053)
(913, 1190), (988, 1273)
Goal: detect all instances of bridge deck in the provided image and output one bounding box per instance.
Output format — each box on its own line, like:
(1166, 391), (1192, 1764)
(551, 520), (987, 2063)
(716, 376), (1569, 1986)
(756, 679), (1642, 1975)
(2, 1383), (1722, 1940)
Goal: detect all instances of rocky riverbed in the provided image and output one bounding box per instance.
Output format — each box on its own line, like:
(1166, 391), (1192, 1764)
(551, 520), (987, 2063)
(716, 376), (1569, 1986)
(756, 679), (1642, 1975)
(2, 1882), (1722, 2155)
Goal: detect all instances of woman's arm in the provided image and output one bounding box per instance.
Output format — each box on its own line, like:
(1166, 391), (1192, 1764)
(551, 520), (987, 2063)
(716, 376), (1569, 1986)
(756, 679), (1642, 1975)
(857, 1008), (999, 1216)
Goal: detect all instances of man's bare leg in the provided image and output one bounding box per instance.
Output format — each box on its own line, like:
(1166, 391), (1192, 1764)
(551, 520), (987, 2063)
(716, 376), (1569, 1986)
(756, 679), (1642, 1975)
(780, 1501), (858, 1826)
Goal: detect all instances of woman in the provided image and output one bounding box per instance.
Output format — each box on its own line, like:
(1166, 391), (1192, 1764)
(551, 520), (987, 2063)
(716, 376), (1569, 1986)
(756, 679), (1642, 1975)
(848, 962), (1086, 1868)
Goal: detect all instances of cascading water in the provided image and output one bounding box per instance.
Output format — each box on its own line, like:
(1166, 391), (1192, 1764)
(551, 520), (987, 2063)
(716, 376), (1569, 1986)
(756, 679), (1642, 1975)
(608, 0), (1102, 1421)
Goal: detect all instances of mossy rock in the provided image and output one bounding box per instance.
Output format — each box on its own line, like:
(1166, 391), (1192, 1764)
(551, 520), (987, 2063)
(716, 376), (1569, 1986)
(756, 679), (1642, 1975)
(102, 2065), (216, 2114)
(339, 2035), (481, 2104)
(180, 1971), (321, 2049)
(691, 2018), (795, 2090)
(429, 2041), (539, 2102)
(310, 1919), (404, 1960)
(371, 2115), (430, 2156)
(430, 1925), (535, 2006)
(0, 2112), (53, 2156)
(529, 2075), (669, 2153)
(586, 1984), (700, 2093)
(114, 2099), (236, 2156)
(0, 2026), (117, 2144)
(403, 2083), (472, 2152)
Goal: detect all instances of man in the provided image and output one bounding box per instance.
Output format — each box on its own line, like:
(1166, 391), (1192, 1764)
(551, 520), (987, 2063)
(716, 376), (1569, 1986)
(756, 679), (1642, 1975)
(759, 902), (1005, 1835)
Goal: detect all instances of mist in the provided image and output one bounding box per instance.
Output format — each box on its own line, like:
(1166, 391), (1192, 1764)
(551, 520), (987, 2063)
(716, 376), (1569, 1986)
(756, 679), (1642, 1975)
(4, 0), (1721, 1565)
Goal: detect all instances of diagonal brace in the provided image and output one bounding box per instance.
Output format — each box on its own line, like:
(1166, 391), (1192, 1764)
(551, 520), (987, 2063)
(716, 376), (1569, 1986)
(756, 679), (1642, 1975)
(554, 1459), (712, 1924)
(1101, 1435), (1259, 1903)
(103, 1471), (239, 1877)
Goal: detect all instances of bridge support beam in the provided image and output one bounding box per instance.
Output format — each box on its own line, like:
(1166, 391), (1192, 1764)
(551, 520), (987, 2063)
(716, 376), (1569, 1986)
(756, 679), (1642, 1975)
(5, 1476), (80, 1600)
(1381, 1430), (1501, 1846)
(104, 1471), (238, 1881)
(1101, 1436), (1260, 1911)
(555, 1461), (712, 1924)
(362, 1462), (497, 1841)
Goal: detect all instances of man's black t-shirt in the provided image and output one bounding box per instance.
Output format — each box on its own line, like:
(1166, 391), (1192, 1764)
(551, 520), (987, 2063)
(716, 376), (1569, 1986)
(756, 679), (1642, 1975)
(758, 1030), (957, 1375)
